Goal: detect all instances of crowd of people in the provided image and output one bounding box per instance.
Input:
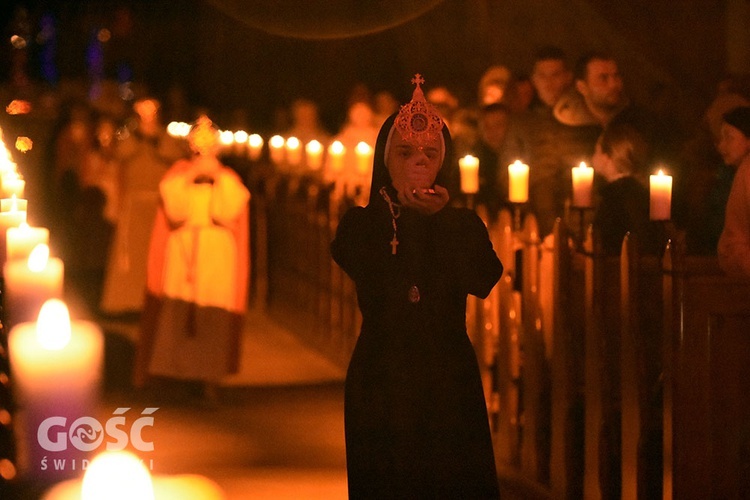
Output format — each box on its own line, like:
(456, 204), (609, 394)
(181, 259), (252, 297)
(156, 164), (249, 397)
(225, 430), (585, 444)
(2, 46), (750, 310)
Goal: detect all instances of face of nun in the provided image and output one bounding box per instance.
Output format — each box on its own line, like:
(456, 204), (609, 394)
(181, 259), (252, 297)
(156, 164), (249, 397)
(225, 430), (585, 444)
(385, 131), (443, 193)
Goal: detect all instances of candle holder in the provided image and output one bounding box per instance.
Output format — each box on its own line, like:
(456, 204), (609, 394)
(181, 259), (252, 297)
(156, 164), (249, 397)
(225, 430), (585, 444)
(566, 204), (595, 255)
(509, 201), (526, 233)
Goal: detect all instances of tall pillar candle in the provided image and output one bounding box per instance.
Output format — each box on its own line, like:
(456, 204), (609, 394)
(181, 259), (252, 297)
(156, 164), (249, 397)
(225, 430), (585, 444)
(571, 161), (594, 208)
(285, 136), (302, 168)
(0, 196), (28, 265)
(4, 244), (64, 327)
(649, 169), (673, 220)
(327, 141), (345, 174)
(7, 223), (49, 262)
(458, 155), (480, 194)
(268, 135), (286, 165)
(305, 140), (323, 171)
(8, 299), (103, 481)
(247, 134), (264, 161)
(355, 142), (373, 177)
(508, 160), (529, 203)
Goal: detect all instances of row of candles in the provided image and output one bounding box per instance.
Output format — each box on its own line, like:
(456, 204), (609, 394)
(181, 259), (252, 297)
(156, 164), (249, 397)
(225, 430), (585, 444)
(0, 132), (218, 498)
(167, 121), (374, 175)
(167, 122), (674, 220)
(457, 156), (673, 220)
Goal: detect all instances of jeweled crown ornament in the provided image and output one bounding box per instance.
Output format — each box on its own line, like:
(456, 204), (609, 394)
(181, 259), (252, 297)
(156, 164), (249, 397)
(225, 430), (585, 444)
(395, 74), (444, 147)
(188, 115), (219, 156)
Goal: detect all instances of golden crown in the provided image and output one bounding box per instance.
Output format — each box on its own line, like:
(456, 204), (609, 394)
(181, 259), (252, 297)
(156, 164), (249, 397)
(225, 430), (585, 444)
(394, 74), (444, 146)
(188, 115), (219, 155)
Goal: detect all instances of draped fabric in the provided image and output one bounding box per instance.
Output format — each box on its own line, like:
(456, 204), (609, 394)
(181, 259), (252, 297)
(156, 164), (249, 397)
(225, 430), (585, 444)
(331, 113), (502, 498)
(134, 159), (250, 385)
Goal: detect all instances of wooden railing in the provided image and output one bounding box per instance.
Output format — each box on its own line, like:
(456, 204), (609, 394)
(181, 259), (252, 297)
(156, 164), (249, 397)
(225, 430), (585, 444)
(250, 170), (750, 499)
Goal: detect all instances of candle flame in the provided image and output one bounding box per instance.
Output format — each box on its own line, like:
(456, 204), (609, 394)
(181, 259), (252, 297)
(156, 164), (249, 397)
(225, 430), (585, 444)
(82, 451), (155, 500)
(355, 141), (372, 155)
(248, 134), (263, 148)
(328, 140), (345, 155)
(233, 130), (248, 144)
(27, 243), (49, 272)
(269, 135), (285, 149)
(306, 140), (322, 154)
(218, 130), (234, 146)
(578, 161), (589, 169)
(36, 299), (72, 351)
(286, 136), (300, 150)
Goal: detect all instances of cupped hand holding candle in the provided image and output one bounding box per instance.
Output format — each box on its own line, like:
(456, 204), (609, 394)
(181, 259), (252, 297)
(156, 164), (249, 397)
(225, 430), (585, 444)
(508, 160), (529, 203)
(458, 155), (480, 194)
(649, 168), (673, 220)
(572, 161), (594, 208)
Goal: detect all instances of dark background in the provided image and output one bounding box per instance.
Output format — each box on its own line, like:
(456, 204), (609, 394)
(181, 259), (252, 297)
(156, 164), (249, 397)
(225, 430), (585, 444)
(0, 0), (736, 132)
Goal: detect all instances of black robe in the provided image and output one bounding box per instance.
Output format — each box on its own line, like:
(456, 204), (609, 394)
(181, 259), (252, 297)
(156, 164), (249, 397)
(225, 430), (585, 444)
(331, 113), (503, 499)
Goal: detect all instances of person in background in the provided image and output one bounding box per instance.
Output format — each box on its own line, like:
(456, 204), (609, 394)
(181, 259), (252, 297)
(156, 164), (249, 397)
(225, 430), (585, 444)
(473, 102), (511, 215)
(717, 106), (750, 279)
(591, 121), (660, 255)
(99, 97), (187, 317)
(135, 115), (250, 402)
(331, 75), (502, 499)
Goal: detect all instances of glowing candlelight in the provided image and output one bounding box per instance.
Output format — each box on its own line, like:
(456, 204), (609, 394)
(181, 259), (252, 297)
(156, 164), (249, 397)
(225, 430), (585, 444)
(4, 243), (64, 326)
(305, 140), (324, 171)
(508, 160), (529, 203)
(285, 136), (302, 167)
(458, 155), (480, 194)
(571, 161), (594, 208)
(649, 169), (672, 220)
(248, 134), (264, 161)
(269, 135), (285, 165)
(328, 141), (345, 173)
(355, 141), (373, 176)
(7, 222), (49, 262)
(8, 299), (103, 481)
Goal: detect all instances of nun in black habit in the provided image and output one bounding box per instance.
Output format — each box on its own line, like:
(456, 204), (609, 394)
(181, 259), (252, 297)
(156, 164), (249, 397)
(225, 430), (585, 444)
(331, 75), (503, 499)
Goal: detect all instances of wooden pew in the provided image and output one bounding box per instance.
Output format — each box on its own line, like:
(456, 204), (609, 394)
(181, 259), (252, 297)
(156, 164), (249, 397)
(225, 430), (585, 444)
(662, 242), (750, 499)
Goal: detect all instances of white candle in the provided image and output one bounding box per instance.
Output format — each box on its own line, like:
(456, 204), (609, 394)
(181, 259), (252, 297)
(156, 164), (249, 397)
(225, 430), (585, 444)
(285, 136), (302, 167)
(2, 172), (25, 199)
(218, 130), (234, 153)
(649, 169), (673, 220)
(0, 195), (28, 264)
(458, 155), (480, 194)
(4, 243), (64, 327)
(248, 134), (264, 161)
(355, 141), (373, 176)
(508, 160), (529, 203)
(232, 130), (248, 157)
(328, 141), (345, 174)
(571, 161), (594, 208)
(41, 451), (225, 500)
(268, 135), (285, 165)
(7, 222), (49, 262)
(305, 140), (324, 171)
(9, 299), (103, 481)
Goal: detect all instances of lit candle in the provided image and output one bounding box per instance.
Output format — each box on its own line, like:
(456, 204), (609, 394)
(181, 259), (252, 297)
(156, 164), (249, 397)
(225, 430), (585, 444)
(508, 160), (529, 203)
(571, 161), (594, 208)
(458, 155), (480, 194)
(269, 135), (285, 165)
(285, 136), (302, 167)
(649, 169), (672, 220)
(218, 130), (234, 154)
(355, 141), (373, 176)
(328, 141), (345, 174)
(233, 130), (248, 157)
(0, 195), (28, 264)
(4, 243), (64, 327)
(2, 171), (25, 199)
(248, 134), (264, 161)
(41, 450), (225, 500)
(8, 299), (103, 481)
(7, 222), (49, 262)
(305, 140), (324, 171)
